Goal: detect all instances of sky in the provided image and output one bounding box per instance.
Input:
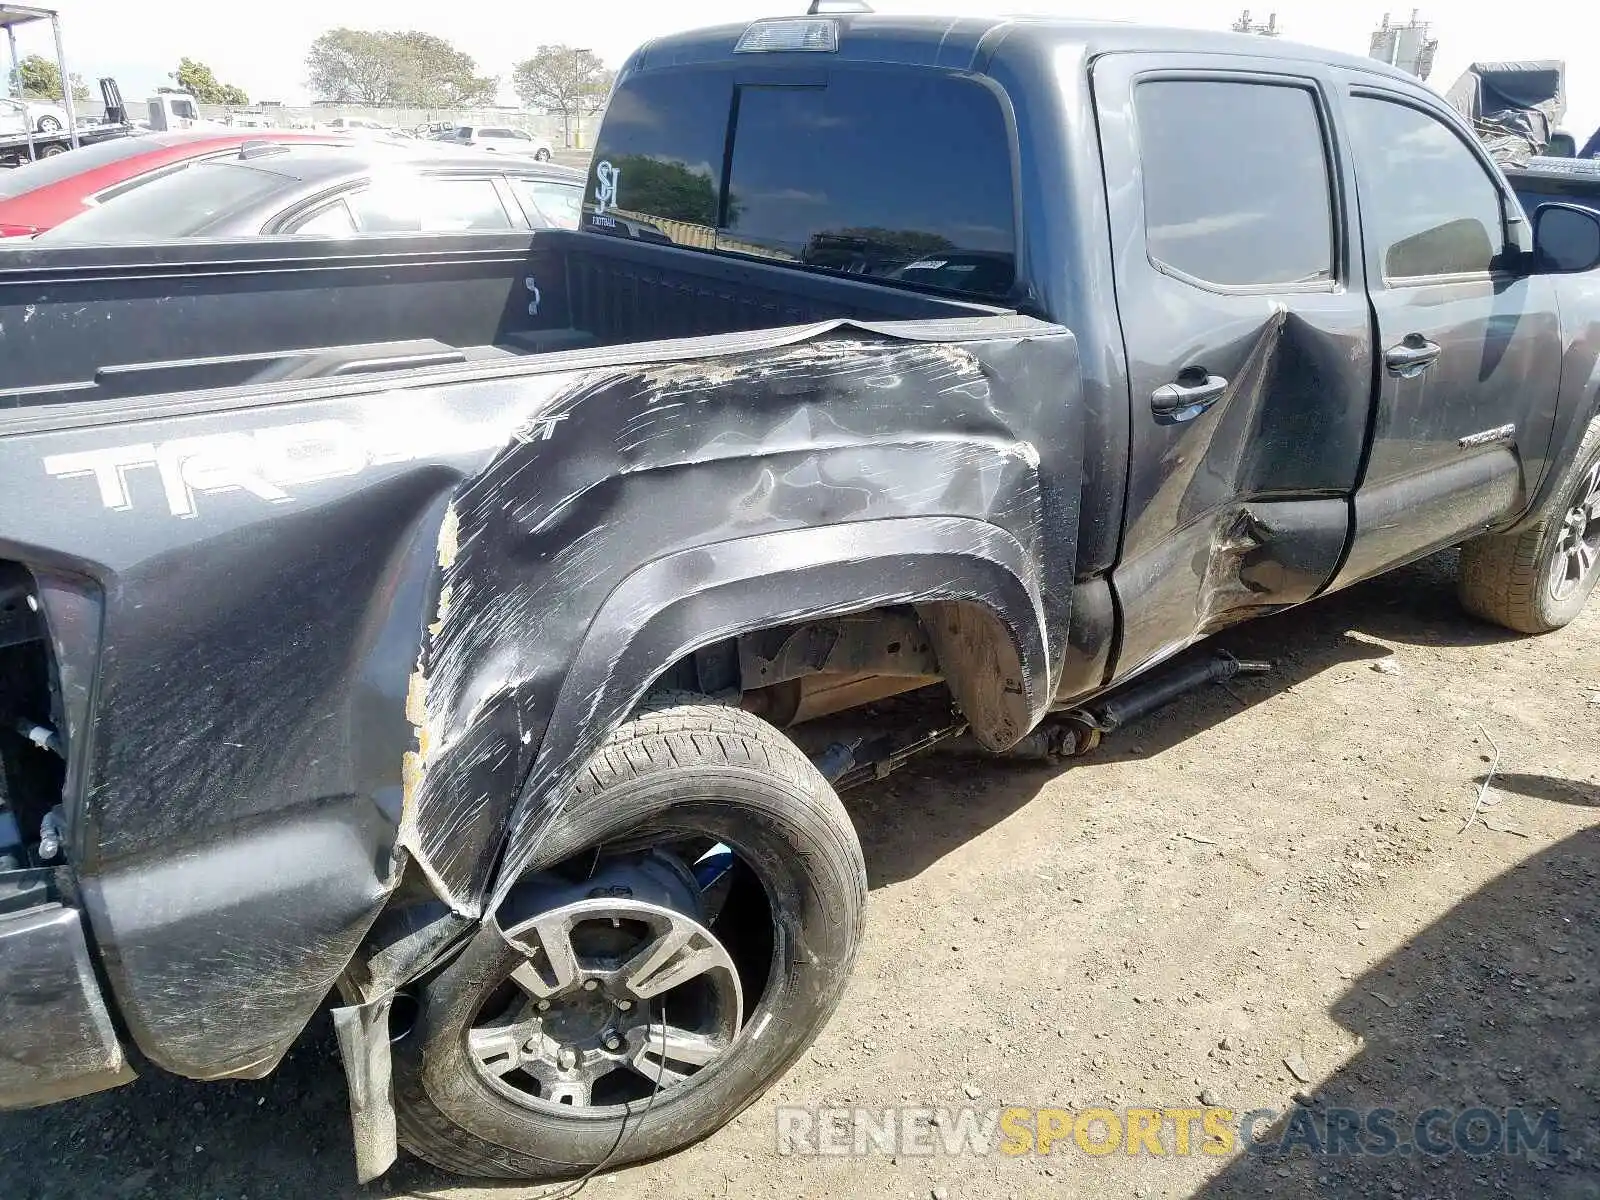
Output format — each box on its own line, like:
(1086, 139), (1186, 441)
(6, 0), (1597, 139)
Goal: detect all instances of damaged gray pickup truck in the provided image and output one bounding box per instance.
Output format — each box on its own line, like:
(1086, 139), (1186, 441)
(3, 12), (1600, 1184)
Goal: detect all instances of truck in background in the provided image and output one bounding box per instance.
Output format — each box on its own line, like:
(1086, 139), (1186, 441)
(1446, 59), (1568, 164)
(142, 89), (213, 132)
(1, 77), (133, 167)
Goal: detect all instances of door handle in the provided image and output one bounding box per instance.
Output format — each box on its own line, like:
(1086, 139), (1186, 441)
(1152, 372), (1228, 421)
(1385, 334), (1442, 378)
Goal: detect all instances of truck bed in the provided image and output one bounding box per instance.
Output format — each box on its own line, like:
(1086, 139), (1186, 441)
(0, 231), (1011, 408)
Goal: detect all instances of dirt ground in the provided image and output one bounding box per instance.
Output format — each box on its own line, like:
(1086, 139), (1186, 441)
(3, 549), (1597, 1200)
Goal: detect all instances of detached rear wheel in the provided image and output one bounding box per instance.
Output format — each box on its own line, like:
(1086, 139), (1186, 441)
(392, 700), (866, 1179)
(1459, 417), (1600, 633)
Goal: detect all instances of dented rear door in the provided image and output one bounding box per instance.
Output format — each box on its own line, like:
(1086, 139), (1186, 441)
(1092, 53), (1373, 677)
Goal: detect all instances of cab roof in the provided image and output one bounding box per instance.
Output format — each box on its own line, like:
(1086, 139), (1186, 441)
(629, 13), (1418, 84)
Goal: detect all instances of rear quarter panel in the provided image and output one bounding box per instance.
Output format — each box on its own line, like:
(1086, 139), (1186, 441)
(0, 314), (1081, 1078)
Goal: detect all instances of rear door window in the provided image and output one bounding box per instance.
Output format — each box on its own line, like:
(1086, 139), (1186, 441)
(588, 69), (1016, 299)
(348, 175), (514, 232)
(509, 177), (583, 229)
(1134, 79), (1335, 288)
(284, 200), (357, 236)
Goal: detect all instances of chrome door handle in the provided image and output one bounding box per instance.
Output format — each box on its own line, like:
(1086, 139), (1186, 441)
(1152, 373), (1228, 422)
(1385, 334), (1442, 378)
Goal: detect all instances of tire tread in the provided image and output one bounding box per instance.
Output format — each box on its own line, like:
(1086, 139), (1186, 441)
(1459, 416), (1600, 634)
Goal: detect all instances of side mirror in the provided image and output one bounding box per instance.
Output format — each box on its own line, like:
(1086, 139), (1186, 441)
(1533, 203), (1600, 273)
(1547, 132), (1578, 158)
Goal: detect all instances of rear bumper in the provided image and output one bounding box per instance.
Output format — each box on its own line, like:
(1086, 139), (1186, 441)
(0, 870), (135, 1109)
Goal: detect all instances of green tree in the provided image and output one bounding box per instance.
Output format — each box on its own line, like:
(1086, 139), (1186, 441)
(12, 54), (90, 103)
(172, 58), (249, 106)
(605, 156), (718, 225)
(512, 45), (613, 146)
(305, 29), (497, 107)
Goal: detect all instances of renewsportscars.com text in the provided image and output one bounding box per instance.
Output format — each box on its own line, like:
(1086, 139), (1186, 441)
(775, 1105), (1561, 1160)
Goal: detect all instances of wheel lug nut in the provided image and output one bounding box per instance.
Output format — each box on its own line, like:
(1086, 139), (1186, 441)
(558, 1047), (577, 1070)
(582, 979), (599, 992)
(616, 998), (633, 1011)
(604, 1032), (622, 1051)
(536, 999), (551, 1011)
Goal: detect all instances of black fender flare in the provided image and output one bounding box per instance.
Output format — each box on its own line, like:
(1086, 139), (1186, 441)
(1511, 401), (1600, 534)
(1506, 332), (1600, 535)
(486, 515), (1051, 910)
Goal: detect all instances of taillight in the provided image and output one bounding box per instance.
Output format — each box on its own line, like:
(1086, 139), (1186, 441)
(0, 223), (40, 237)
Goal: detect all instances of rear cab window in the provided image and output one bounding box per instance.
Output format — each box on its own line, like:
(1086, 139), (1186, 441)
(586, 68), (1017, 300)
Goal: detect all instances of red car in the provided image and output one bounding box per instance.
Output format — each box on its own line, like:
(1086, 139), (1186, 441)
(0, 130), (360, 237)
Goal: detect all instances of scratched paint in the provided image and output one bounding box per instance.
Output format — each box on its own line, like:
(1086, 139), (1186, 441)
(403, 327), (1084, 915)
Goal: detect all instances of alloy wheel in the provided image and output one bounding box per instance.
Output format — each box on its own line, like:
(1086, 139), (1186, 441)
(1550, 459), (1600, 602)
(466, 897), (743, 1111)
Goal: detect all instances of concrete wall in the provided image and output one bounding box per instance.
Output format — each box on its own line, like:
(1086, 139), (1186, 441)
(190, 104), (603, 147)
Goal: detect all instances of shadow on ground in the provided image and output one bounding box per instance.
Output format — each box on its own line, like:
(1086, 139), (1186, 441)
(1483, 773), (1600, 808)
(0, 551), (1573, 1199)
(1195, 825), (1600, 1200)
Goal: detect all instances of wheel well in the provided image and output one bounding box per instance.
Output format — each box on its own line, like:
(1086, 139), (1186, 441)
(653, 600), (1032, 749)
(0, 562), (64, 861)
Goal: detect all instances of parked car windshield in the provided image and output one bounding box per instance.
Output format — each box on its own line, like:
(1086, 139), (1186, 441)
(35, 160), (290, 241)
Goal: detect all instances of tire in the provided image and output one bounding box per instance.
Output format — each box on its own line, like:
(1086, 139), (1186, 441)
(535, 147), (551, 162)
(35, 116), (62, 133)
(36, 144), (67, 159)
(392, 699), (866, 1179)
(1458, 415), (1600, 633)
